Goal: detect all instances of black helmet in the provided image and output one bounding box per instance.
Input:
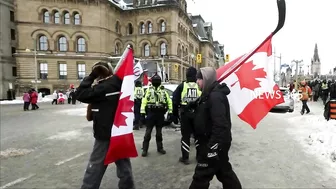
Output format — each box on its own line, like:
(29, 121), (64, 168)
(151, 74), (161, 87)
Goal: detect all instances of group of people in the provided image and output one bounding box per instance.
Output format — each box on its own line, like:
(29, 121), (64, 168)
(22, 89), (39, 111)
(296, 79), (336, 116)
(76, 60), (241, 189)
(51, 89), (77, 105)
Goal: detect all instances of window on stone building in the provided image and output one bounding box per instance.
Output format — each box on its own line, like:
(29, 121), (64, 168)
(11, 47), (16, 57)
(148, 22), (152, 33)
(127, 23), (133, 35)
(160, 20), (166, 32)
(115, 21), (120, 33)
(43, 11), (50, 23)
(12, 67), (17, 77)
(11, 29), (15, 40)
(140, 22), (145, 34)
(39, 35), (48, 50)
(58, 36), (67, 51)
(59, 63), (67, 79)
(64, 12), (70, 24)
(10, 11), (14, 22)
(74, 13), (80, 25)
(160, 43), (167, 56)
(39, 63), (48, 79)
(54, 12), (60, 24)
(77, 63), (85, 79)
(177, 44), (181, 57)
(144, 44), (150, 57)
(77, 37), (86, 52)
(115, 44), (120, 54)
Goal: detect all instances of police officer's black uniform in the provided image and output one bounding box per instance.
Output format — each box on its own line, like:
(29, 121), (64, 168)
(173, 67), (200, 165)
(189, 67), (241, 189)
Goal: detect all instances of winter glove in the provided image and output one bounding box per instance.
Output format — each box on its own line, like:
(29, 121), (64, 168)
(207, 143), (220, 164)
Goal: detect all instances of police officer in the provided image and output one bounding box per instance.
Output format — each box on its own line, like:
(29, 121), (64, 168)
(140, 74), (173, 157)
(321, 79), (329, 105)
(173, 67), (201, 165)
(188, 67), (241, 189)
(134, 80), (144, 130)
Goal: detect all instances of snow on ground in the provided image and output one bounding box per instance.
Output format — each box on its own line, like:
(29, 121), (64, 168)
(0, 93), (52, 105)
(0, 148), (34, 158)
(279, 99), (336, 170)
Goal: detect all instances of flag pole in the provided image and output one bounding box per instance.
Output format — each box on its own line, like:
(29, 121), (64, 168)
(114, 45), (132, 73)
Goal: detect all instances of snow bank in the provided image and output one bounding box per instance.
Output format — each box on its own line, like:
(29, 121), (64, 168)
(0, 148), (34, 158)
(0, 93), (52, 105)
(285, 101), (336, 166)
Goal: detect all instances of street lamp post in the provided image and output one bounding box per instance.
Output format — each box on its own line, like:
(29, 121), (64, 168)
(26, 39), (38, 91)
(291, 59), (303, 90)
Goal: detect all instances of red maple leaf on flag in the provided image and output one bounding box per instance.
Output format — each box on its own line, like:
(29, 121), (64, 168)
(231, 61), (267, 90)
(114, 93), (134, 128)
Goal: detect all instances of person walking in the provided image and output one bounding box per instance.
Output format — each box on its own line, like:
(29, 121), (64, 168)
(299, 80), (312, 115)
(52, 90), (58, 105)
(188, 67), (242, 189)
(75, 61), (135, 189)
(23, 91), (30, 111)
(172, 67), (201, 165)
(30, 89), (39, 110)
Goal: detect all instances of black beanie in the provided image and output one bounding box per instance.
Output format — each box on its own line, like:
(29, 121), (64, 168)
(186, 67), (197, 78)
(196, 70), (203, 79)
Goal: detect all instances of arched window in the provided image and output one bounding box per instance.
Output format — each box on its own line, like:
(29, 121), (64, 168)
(77, 37), (86, 52)
(127, 23), (133, 35)
(160, 43), (166, 56)
(140, 22), (145, 34)
(38, 35), (48, 50)
(54, 12), (60, 24)
(43, 11), (50, 23)
(74, 13), (80, 25)
(64, 12), (70, 24)
(115, 44), (119, 54)
(177, 44), (181, 57)
(144, 44), (150, 57)
(58, 36), (67, 51)
(115, 21), (120, 33)
(148, 22), (152, 33)
(160, 20), (166, 32)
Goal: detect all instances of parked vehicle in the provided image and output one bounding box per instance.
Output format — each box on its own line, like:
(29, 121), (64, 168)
(272, 87), (294, 112)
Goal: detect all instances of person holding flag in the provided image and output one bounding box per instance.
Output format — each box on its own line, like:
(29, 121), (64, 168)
(75, 61), (135, 189)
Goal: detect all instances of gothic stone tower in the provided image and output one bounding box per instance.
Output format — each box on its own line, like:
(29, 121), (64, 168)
(311, 43), (321, 78)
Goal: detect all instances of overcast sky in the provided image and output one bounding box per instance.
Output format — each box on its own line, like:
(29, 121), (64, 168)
(187, 0), (336, 74)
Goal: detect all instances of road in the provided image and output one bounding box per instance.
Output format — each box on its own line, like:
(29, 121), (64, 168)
(1, 102), (335, 188)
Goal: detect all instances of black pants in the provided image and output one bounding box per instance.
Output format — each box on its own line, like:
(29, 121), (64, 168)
(313, 92), (319, 101)
(68, 98), (72, 104)
(301, 100), (310, 113)
(180, 110), (195, 160)
(81, 140), (135, 189)
(52, 99), (57, 105)
(322, 91), (328, 105)
(189, 143), (242, 189)
(72, 97), (76, 105)
(142, 113), (165, 152)
(23, 102), (30, 110)
(133, 100), (141, 128)
(31, 103), (39, 110)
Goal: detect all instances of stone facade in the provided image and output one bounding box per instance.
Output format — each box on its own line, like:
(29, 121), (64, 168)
(0, 0), (16, 99)
(14, 0), (224, 94)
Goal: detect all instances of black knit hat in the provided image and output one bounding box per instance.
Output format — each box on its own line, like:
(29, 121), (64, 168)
(196, 70), (203, 79)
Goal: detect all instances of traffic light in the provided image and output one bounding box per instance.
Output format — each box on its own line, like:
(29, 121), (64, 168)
(196, 54), (202, 63)
(225, 54), (230, 62)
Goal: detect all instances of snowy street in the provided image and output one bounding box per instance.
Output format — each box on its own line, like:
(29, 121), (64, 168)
(1, 102), (336, 188)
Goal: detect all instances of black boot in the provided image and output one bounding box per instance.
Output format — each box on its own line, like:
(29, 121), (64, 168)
(157, 141), (166, 154)
(179, 157), (190, 165)
(142, 141), (149, 157)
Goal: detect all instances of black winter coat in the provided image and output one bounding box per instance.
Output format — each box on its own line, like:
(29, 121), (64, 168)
(192, 81), (232, 148)
(75, 75), (122, 140)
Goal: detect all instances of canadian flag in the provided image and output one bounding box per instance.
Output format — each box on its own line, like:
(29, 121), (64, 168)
(104, 47), (138, 165)
(217, 38), (284, 129)
(143, 71), (149, 86)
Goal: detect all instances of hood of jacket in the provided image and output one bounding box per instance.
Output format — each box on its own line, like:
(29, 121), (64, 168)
(199, 67), (217, 94)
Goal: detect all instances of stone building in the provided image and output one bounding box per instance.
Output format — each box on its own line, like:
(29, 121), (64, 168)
(14, 0), (224, 94)
(0, 0), (17, 99)
(311, 43), (321, 78)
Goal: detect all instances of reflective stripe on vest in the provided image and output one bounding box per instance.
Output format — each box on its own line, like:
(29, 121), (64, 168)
(181, 82), (201, 105)
(322, 83), (328, 90)
(147, 86), (167, 105)
(134, 87), (144, 99)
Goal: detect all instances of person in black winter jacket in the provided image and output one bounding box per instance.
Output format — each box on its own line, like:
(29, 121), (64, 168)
(75, 61), (135, 189)
(188, 67), (241, 189)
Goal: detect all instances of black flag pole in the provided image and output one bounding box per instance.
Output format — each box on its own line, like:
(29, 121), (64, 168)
(218, 0), (286, 82)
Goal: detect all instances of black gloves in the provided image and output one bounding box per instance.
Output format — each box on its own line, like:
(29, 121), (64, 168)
(89, 70), (99, 79)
